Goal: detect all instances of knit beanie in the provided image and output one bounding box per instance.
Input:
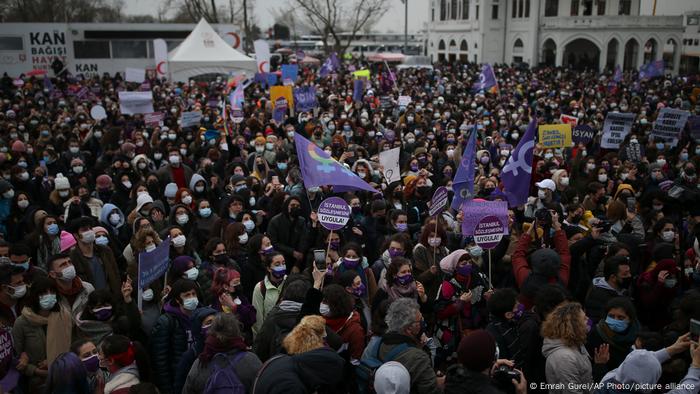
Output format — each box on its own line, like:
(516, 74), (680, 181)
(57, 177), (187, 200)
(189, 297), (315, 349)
(457, 329), (496, 372)
(96, 174), (112, 189)
(172, 255), (194, 275)
(54, 173), (70, 191)
(59, 231), (76, 252)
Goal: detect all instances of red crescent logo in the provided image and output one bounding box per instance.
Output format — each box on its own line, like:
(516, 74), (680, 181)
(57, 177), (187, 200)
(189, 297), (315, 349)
(258, 61), (268, 73)
(226, 32), (241, 49)
(156, 61), (166, 75)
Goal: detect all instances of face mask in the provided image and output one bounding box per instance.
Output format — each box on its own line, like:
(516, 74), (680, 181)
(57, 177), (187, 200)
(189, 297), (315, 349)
(513, 303), (525, 320)
(262, 245), (275, 256)
(271, 265), (286, 278)
(169, 155), (181, 165)
(319, 302), (331, 316)
(538, 189), (547, 199)
(388, 248), (404, 258)
(277, 162), (287, 171)
(184, 267), (199, 280)
(289, 207), (301, 218)
(428, 237), (441, 247)
(605, 316), (629, 333)
(586, 163), (596, 170)
(168, 134), (177, 141)
(154, 153), (163, 160)
(396, 223), (408, 232)
(73, 165), (85, 174)
(94, 131), (103, 139)
(7, 284), (26, 299)
(664, 278), (677, 288)
(142, 288), (154, 302)
(653, 204), (663, 211)
(69, 147), (79, 154)
(238, 233), (249, 244)
(82, 354), (100, 373)
(199, 207), (211, 218)
(544, 153), (554, 160)
(58, 190), (70, 198)
(173, 234), (187, 247)
(59, 265), (76, 281)
(468, 245), (483, 258)
(47, 223), (59, 236)
(145, 244), (157, 253)
(598, 174), (608, 183)
(480, 156), (490, 165)
(81, 230), (96, 244)
(243, 220), (255, 232)
(456, 264), (473, 277)
(95, 236), (109, 246)
(109, 213), (121, 225)
(661, 230), (675, 242)
(16, 199), (29, 209)
(39, 294), (57, 310)
(92, 306), (113, 321)
(2, 190), (13, 199)
(657, 159), (666, 166)
(265, 142), (274, 151)
(395, 273), (414, 286)
(182, 296), (198, 311)
(176, 214), (189, 225)
(343, 257), (361, 269)
(255, 146), (265, 154)
(181, 195), (193, 205)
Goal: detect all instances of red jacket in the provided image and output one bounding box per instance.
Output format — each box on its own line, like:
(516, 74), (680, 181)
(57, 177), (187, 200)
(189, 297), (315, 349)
(512, 230), (571, 309)
(325, 311), (366, 361)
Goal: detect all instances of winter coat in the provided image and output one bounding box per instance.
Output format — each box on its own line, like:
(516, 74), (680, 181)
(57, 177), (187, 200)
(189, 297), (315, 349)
(252, 275), (285, 335)
(253, 302), (300, 362)
(373, 332), (441, 394)
(542, 338), (593, 394)
(253, 347), (346, 394)
(150, 307), (192, 394)
(104, 363), (140, 394)
(444, 364), (505, 394)
(584, 278), (626, 324)
(325, 311), (366, 361)
(586, 319), (640, 378)
(183, 349), (262, 394)
(267, 210), (309, 270)
(70, 245), (121, 296)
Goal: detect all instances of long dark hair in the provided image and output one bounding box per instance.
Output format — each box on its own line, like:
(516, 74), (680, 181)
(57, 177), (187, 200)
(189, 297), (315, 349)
(44, 352), (90, 394)
(27, 276), (60, 313)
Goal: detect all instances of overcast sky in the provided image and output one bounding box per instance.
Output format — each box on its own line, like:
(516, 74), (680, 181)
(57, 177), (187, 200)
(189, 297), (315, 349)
(122, 0), (699, 32)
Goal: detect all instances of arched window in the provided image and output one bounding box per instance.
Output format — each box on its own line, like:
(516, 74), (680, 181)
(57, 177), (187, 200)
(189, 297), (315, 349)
(460, 40), (468, 51)
(514, 39), (524, 49)
(439, 40), (446, 50)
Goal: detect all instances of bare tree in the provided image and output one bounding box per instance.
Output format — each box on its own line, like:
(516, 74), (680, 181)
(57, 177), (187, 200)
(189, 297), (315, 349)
(161, 0), (249, 25)
(287, 0), (389, 54)
(0, 0), (124, 22)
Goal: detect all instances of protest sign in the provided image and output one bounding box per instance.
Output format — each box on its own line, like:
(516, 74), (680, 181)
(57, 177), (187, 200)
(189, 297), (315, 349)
(281, 64), (298, 85)
(270, 86), (294, 109)
(559, 114), (578, 127)
(572, 124), (595, 145)
(461, 200), (509, 236)
(429, 187), (449, 217)
(688, 115), (700, 143)
(474, 215), (506, 249)
(293, 86), (318, 112)
(273, 97), (288, 123)
(118, 91), (154, 115)
(90, 105), (107, 120)
(379, 147), (401, 184)
(651, 108), (690, 146)
(600, 112), (635, 149)
(353, 69), (370, 79)
(231, 108), (244, 124)
(144, 112), (164, 127)
(180, 111), (202, 127)
(138, 237), (171, 310)
(353, 79), (364, 102)
(538, 124), (572, 148)
(318, 197), (351, 231)
(125, 67), (146, 83)
(398, 96), (412, 107)
(380, 96), (392, 109)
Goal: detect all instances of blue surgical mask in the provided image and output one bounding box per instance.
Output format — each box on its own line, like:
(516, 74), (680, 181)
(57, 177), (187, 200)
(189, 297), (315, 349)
(271, 265), (286, 278)
(39, 294), (57, 310)
(182, 296), (199, 311)
(11, 262), (29, 272)
(199, 208), (212, 218)
(46, 223), (59, 236)
(605, 316), (629, 333)
(277, 162), (288, 171)
(468, 245), (483, 258)
(395, 223), (408, 232)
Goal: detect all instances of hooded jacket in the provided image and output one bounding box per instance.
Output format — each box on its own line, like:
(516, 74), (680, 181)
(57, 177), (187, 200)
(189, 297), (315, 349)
(542, 338), (593, 394)
(150, 302), (193, 393)
(253, 347), (346, 394)
(374, 332), (441, 394)
(267, 197), (309, 269)
(585, 278), (626, 324)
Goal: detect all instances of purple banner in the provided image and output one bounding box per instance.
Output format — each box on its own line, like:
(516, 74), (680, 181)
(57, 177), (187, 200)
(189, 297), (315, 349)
(429, 186), (449, 217)
(318, 197), (351, 231)
(572, 124), (595, 145)
(293, 86), (318, 112)
(461, 200), (509, 237)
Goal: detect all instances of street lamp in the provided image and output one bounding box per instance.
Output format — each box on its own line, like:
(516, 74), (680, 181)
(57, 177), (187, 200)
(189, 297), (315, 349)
(401, 0), (408, 54)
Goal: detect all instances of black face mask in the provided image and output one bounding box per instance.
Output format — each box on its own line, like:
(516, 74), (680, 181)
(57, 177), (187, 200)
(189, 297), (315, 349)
(417, 186), (431, 196)
(617, 276), (632, 289)
(289, 207), (301, 218)
(570, 214), (582, 224)
(393, 191), (403, 199)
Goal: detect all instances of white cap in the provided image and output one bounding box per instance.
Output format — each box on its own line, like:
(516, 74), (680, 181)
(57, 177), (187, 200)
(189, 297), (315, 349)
(535, 179), (556, 191)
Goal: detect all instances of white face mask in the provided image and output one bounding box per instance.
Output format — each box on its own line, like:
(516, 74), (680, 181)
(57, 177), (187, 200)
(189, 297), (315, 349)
(173, 234), (187, 247)
(176, 214), (189, 225)
(598, 174), (608, 183)
(8, 284), (26, 299)
(661, 230), (675, 243)
(60, 265), (77, 281)
(17, 200), (29, 209)
(142, 288), (154, 301)
(560, 177), (570, 186)
(145, 244), (157, 253)
(537, 189), (547, 199)
(181, 196), (192, 205)
(183, 267), (199, 280)
(238, 233), (249, 244)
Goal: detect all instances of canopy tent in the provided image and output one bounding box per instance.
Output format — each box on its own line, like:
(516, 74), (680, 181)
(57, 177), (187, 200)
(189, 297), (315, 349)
(367, 53), (406, 63)
(168, 18), (256, 82)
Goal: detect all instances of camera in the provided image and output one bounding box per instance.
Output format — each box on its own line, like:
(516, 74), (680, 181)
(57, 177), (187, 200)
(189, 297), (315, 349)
(492, 365), (521, 384)
(593, 219), (612, 233)
(534, 208), (552, 227)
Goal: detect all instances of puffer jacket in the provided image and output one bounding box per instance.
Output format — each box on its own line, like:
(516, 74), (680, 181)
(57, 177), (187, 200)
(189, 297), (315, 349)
(542, 338), (593, 394)
(253, 347), (346, 394)
(150, 306), (191, 394)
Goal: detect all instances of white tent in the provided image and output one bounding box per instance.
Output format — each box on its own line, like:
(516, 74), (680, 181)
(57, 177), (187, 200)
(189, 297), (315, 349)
(168, 19), (256, 82)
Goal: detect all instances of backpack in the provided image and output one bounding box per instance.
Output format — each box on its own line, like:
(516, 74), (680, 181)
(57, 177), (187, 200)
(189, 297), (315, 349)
(202, 352), (247, 394)
(356, 339), (409, 394)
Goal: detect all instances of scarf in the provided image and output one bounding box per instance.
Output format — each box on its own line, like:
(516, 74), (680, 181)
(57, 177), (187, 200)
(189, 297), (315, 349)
(61, 277), (85, 296)
(385, 281), (418, 302)
(199, 334), (247, 364)
(21, 306), (72, 364)
(595, 319), (640, 353)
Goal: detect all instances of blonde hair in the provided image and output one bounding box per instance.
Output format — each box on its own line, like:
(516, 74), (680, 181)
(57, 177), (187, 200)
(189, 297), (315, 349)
(282, 315), (326, 355)
(541, 302), (588, 348)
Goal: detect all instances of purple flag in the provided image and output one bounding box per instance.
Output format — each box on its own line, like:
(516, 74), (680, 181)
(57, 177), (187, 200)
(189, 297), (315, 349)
(254, 72), (268, 87)
(353, 79), (364, 102)
(501, 118), (537, 207)
(319, 52), (340, 77)
(613, 65), (622, 83)
(293, 86), (318, 112)
(294, 133), (378, 193)
(450, 124), (477, 210)
(281, 64), (298, 84)
(639, 60), (664, 80)
(266, 73), (278, 87)
(472, 64), (498, 93)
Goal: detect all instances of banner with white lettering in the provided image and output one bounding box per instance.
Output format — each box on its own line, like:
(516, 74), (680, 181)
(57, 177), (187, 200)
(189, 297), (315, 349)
(118, 91), (154, 115)
(600, 112), (635, 149)
(651, 108), (690, 147)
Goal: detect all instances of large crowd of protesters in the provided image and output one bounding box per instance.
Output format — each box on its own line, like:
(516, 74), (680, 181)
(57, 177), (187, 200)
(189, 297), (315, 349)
(0, 53), (699, 394)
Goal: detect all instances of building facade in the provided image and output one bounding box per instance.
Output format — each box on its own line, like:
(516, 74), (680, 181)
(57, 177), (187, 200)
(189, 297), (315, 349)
(426, 0), (691, 73)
